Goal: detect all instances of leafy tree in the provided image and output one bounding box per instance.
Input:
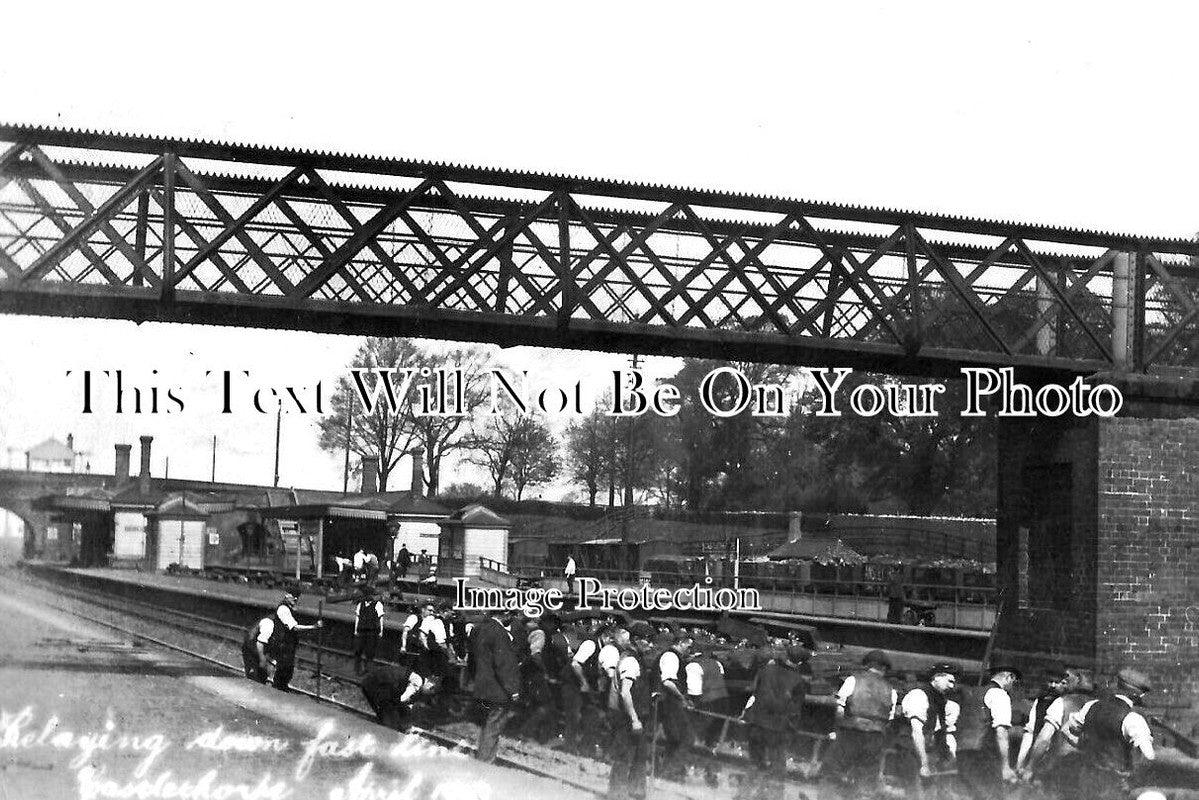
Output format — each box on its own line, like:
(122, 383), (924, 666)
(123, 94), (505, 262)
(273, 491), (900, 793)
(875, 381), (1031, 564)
(806, 371), (996, 515)
(509, 418), (560, 500)
(565, 409), (611, 506)
(666, 358), (796, 510)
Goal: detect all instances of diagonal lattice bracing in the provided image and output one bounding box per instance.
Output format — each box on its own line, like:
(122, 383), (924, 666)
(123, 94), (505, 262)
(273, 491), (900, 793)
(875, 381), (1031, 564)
(3, 123), (1199, 377)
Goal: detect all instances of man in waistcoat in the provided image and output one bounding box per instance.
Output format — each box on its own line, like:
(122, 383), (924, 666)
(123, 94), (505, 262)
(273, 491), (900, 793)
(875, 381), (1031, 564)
(607, 621), (656, 800)
(1061, 667), (1155, 800)
(736, 645), (811, 800)
(352, 584), (385, 675)
(956, 664), (1021, 798)
(240, 586), (322, 691)
(821, 649), (898, 790)
(901, 663), (962, 785)
(361, 662), (439, 730)
(1015, 663), (1086, 782)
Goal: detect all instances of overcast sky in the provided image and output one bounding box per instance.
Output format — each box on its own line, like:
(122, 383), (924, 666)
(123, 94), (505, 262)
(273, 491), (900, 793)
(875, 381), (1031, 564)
(2, 2), (1198, 510)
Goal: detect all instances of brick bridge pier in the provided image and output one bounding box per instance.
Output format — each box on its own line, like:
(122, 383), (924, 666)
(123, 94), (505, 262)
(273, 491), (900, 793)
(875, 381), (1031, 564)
(997, 377), (1199, 721)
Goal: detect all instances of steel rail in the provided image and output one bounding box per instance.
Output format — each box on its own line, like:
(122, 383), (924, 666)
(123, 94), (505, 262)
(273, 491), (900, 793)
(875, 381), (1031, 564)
(8, 572), (606, 796)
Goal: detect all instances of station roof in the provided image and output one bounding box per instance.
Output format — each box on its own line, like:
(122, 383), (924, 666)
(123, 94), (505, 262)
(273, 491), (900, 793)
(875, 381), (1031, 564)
(441, 504), (510, 528)
(767, 538), (866, 565)
(26, 437), (74, 462)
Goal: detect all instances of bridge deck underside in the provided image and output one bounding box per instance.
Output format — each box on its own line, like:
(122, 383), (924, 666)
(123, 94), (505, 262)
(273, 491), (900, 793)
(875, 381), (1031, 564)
(3, 126), (1199, 377)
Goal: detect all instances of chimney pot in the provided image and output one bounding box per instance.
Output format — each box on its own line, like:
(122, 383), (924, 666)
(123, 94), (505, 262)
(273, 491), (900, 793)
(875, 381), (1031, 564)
(410, 447), (425, 497)
(114, 444), (132, 483)
(361, 458), (378, 494)
(788, 511), (803, 541)
(139, 435), (153, 495)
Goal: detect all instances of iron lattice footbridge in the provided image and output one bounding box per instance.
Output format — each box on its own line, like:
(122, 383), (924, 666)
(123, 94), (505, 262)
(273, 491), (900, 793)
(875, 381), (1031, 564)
(2, 123), (1198, 377)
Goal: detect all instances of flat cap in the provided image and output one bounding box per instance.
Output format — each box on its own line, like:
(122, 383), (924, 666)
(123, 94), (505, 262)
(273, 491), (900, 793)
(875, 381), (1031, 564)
(862, 650), (892, 669)
(786, 645), (812, 665)
(988, 663), (1023, 681)
(628, 621), (655, 640)
(928, 663), (957, 679)
(1116, 667), (1152, 694)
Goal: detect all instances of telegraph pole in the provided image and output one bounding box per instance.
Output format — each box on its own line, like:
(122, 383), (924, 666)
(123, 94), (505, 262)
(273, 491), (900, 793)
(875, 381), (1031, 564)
(622, 353), (642, 540)
(273, 405), (281, 488)
(342, 388), (354, 493)
(211, 436), (217, 482)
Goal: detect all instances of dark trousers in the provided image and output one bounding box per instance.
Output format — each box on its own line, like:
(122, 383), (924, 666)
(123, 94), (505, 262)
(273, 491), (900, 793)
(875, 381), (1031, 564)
(520, 670), (555, 743)
(659, 694), (694, 780)
(737, 724), (788, 800)
(560, 678), (584, 748)
(957, 749), (1005, 800)
(272, 639), (297, 690)
(241, 640), (268, 683)
(822, 727), (888, 786)
(362, 685), (410, 731)
(353, 631), (380, 672)
(475, 700), (516, 763)
(698, 696), (733, 748)
(607, 722), (649, 800)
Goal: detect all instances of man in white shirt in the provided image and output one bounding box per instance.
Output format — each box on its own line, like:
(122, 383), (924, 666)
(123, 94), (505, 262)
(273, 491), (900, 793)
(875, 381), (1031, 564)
(901, 664), (961, 782)
(401, 602), (448, 677)
(564, 554), (577, 595)
(822, 650), (897, 789)
(361, 663), (439, 730)
(1015, 663), (1083, 781)
(241, 587), (322, 691)
(1061, 668), (1154, 800)
(607, 621), (654, 800)
(656, 633), (694, 781)
(352, 585), (386, 674)
(957, 664), (1021, 797)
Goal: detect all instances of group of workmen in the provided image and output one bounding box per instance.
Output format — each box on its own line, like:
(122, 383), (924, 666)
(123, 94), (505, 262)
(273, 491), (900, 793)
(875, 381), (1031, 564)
(241, 584), (1180, 800)
(821, 652), (1165, 800)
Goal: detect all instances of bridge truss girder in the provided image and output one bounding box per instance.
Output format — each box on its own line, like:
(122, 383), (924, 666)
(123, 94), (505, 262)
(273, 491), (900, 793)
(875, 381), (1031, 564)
(2, 124), (1199, 378)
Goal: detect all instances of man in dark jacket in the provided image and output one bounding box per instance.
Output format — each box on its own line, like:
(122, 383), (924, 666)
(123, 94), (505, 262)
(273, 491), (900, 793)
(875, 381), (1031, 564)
(470, 608), (521, 763)
(737, 645), (811, 800)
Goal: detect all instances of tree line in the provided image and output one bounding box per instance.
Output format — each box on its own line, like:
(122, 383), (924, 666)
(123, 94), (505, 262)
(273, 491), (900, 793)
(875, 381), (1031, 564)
(316, 338), (996, 516)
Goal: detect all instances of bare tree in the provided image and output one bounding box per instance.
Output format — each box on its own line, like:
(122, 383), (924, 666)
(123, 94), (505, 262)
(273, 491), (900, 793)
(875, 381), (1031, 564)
(317, 338), (420, 490)
(408, 346), (492, 496)
(463, 414), (526, 496)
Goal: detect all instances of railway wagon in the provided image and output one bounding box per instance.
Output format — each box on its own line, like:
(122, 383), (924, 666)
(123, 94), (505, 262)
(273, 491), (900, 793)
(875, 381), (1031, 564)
(547, 537), (681, 575)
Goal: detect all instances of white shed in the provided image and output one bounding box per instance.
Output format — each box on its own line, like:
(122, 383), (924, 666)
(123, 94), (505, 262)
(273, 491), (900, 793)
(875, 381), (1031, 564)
(437, 504), (511, 578)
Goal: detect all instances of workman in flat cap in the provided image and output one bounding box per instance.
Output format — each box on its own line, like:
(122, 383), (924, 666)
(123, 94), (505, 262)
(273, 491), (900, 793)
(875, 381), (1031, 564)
(900, 663), (961, 783)
(1060, 667), (1155, 800)
(241, 585), (322, 691)
(607, 620), (656, 800)
(736, 644), (811, 800)
(955, 663), (1022, 797)
(820, 649), (897, 791)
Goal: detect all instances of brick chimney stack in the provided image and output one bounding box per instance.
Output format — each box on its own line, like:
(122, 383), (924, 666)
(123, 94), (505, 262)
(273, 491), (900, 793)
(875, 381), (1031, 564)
(114, 444), (132, 483)
(361, 458), (378, 494)
(410, 447), (424, 497)
(139, 436), (153, 495)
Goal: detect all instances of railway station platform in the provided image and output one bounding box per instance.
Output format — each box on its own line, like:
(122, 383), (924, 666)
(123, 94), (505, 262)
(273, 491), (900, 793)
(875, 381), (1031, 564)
(24, 562), (985, 681)
(0, 570), (593, 800)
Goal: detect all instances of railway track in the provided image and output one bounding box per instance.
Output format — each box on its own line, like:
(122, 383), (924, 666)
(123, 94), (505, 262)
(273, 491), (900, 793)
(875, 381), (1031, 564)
(5, 569), (753, 800)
